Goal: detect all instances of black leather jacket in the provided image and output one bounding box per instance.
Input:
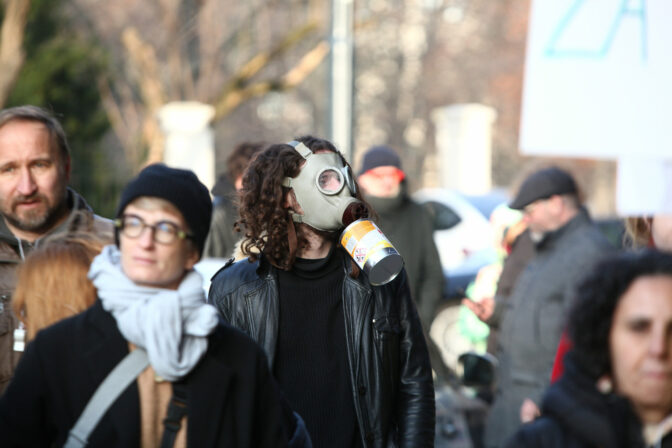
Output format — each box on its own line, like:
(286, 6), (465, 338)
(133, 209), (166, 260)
(208, 252), (435, 448)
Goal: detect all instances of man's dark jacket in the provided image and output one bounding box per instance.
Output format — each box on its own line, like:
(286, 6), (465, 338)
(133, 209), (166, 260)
(0, 188), (113, 394)
(0, 300), (290, 447)
(208, 252), (436, 448)
(365, 185), (444, 329)
(506, 353), (671, 448)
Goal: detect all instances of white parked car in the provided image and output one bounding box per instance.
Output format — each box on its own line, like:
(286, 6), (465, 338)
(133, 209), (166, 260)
(413, 188), (508, 299)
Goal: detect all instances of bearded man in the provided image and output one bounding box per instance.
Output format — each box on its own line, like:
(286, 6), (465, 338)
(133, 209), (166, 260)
(0, 105), (112, 394)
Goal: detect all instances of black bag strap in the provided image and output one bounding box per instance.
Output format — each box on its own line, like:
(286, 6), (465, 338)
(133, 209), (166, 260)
(65, 349), (149, 448)
(160, 382), (189, 448)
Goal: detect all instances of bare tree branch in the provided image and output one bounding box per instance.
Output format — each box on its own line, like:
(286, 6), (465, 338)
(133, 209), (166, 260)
(212, 22), (319, 106)
(0, 0), (31, 108)
(121, 27), (166, 110)
(214, 39), (329, 119)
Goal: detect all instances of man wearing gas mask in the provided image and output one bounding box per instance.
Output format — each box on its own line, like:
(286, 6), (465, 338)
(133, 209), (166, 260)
(208, 135), (435, 448)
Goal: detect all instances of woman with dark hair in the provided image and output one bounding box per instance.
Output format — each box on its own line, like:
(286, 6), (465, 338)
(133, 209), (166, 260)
(507, 250), (672, 448)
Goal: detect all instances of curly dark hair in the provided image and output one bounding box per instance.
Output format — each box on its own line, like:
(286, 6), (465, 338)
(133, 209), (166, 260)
(236, 135), (370, 270)
(568, 250), (672, 379)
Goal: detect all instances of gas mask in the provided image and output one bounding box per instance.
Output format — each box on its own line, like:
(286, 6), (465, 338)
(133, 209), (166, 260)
(282, 141), (362, 231)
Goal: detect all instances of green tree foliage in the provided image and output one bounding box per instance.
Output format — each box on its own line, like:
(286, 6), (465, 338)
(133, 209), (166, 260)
(4, 0), (122, 218)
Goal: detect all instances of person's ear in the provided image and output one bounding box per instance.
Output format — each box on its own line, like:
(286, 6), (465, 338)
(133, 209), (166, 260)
(184, 246), (200, 271)
(283, 189), (295, 209)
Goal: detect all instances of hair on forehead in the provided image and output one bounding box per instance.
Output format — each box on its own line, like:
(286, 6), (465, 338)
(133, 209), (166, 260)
(0, 105), (70, 164)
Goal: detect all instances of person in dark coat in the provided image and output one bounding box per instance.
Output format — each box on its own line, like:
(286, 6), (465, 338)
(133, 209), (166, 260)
(0, 105), (113, 394)
(208, 137), (435, 448)
(467, 167), (615, 446)
(356, 145), (444, 330)
(507, 250), (672, 448)
(0, 164), (307, 447)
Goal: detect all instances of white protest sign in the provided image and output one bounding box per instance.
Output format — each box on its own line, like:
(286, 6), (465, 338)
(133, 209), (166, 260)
(617, 156), (672, 215)
(520, 0), (672, 158)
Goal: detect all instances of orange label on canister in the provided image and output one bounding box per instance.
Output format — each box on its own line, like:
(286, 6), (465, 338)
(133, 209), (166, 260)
(341, 219), (388, 266)
(342, 219), (376, 244)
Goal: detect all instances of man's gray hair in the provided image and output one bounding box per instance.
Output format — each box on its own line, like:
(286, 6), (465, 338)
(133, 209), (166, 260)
(0, 105), (71, 162)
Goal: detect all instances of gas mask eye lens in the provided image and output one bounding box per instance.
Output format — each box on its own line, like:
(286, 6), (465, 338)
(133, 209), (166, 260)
(317, 168), (344, 195)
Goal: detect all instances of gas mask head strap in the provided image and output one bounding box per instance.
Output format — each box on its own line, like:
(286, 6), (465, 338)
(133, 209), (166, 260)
(281, 141), (312, 189)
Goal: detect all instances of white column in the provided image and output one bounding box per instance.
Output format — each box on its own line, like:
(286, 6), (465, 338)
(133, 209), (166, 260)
(431, 103), (497, 194)
(158, 101), (216, 192)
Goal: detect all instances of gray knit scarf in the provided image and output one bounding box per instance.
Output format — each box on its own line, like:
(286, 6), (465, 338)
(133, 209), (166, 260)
(89, 245), (219, 381)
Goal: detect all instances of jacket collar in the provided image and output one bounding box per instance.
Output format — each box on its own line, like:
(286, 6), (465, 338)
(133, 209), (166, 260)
(364, 182), (409, 215)
(536, 207), (591, 250)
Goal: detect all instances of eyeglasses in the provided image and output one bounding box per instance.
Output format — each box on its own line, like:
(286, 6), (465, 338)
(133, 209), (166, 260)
(115, 214), (192, 244)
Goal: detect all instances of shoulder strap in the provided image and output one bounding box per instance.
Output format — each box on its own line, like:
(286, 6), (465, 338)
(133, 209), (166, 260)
(64, 349), (149, 448)
(160, 382), (189, 448)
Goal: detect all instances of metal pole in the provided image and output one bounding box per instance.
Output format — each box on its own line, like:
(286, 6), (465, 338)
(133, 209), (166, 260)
(329, 0), (354, 162)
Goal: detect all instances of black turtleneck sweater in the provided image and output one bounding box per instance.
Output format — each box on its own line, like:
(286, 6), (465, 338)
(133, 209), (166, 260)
(274, 248), (362, 448)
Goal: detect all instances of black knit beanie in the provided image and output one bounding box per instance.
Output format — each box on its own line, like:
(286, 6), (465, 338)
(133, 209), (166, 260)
(358, 145), (403, 176)
(115, 164), (212, 256)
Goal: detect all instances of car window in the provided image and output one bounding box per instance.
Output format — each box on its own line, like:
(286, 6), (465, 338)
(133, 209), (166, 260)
(423, 201), (462, 231)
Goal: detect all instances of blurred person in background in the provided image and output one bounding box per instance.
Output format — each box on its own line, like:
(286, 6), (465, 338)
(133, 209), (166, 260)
(0, 164), (306, 447)
(356, 145), (443, 331)
(0, 105), (113, 394)
(469, 166), (614, 447)
(546, 214), (672, 383)
(12, 231), (106, 341)
(357, 145), (448, 384)
(209, 137), (435, 447)
(626, 215), (672, 251)
(203, 142), (265, 259)
(507, 250), (672, 448)
(458, 206), (536, 367)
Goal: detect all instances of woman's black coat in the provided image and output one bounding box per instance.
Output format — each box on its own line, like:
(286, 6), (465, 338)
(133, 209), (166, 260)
(0, 300), (290, 447)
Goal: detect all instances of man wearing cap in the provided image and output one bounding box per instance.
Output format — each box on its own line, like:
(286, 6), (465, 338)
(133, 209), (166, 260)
(469, 166), (614, 447)
(0, 105), (113, 394)
(357, 145), (443, 331)
(0, 164), (306, 447)
(208, 136), (435, 447)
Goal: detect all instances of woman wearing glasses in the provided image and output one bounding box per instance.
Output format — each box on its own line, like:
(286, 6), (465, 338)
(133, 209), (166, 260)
(0, 164), (308, 448)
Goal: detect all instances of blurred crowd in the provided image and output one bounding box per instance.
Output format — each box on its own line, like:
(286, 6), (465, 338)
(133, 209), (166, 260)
(0, 104), (670, 448)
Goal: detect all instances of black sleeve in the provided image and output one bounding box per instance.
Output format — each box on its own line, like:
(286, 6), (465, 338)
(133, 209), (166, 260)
(0, 337), (53, 447)
(394, 272), (436, 447)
